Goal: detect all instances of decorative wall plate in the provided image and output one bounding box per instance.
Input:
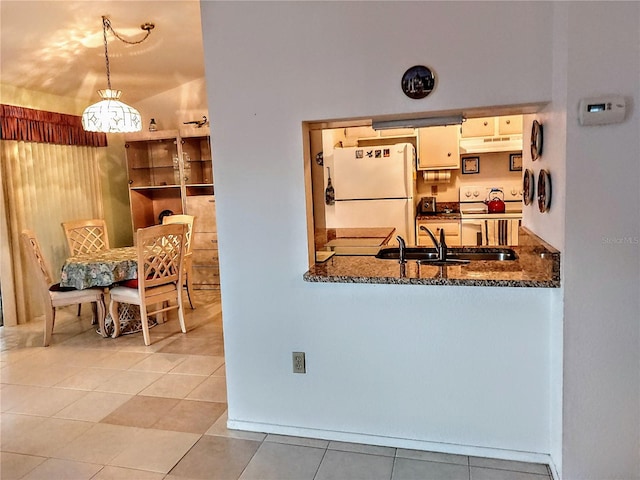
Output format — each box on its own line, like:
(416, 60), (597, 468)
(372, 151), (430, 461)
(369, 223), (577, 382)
(537, 169), (552, 213)
(401, 65), (436, 99)
(531, 120), (543, 161)
(523, 168), (535, 206)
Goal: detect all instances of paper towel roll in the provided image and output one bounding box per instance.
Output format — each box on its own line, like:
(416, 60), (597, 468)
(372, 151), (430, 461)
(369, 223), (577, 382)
(422, 170), (451, 183)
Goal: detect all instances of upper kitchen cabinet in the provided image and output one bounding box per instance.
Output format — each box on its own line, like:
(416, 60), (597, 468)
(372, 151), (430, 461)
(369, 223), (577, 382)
(461, 115), (523, 137)
(417, 125), (460, 170)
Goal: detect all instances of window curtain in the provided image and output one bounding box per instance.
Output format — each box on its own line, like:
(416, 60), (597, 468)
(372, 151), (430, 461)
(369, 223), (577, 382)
(1, 139), (105, 326)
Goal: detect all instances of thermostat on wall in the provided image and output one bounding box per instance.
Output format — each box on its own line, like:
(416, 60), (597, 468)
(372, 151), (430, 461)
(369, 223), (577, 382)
(579, 95), (626, 126)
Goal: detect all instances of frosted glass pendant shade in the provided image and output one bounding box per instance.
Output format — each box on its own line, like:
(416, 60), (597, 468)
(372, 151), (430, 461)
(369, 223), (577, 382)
(82, 89), (142, 133)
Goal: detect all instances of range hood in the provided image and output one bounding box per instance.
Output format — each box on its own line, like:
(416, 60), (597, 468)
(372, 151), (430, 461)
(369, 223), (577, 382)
(459, 134), (523, 153)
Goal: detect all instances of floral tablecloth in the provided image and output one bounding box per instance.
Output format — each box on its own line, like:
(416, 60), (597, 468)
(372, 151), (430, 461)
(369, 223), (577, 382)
(60, 247), (138, 290)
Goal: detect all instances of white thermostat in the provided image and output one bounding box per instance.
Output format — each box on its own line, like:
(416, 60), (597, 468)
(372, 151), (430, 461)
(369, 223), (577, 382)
(579, 95), (626, 126)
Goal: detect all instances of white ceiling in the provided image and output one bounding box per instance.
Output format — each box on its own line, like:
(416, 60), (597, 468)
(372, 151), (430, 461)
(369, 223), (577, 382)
(0, 0), (206, 104)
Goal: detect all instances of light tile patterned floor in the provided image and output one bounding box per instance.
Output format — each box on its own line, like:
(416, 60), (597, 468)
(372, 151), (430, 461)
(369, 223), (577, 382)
(1, 291), (553, 479)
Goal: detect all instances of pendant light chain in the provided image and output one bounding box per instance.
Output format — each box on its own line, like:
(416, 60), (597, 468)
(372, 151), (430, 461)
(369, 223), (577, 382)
(101, 16), (155, 91)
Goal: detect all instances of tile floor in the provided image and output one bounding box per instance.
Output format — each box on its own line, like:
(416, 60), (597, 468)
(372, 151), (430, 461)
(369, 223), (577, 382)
(1, 291), (553, 480)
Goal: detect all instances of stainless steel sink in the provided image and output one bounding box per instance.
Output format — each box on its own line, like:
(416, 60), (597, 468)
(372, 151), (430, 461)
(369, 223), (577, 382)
(375, 247), (518, 262)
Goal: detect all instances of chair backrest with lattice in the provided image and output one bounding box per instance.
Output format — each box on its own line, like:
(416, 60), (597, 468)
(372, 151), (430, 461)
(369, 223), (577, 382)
(21, 230), (55, 295)
(161, 214), (194, 254)
(136, 223), (186, 291)
(62, 219), (110, 256)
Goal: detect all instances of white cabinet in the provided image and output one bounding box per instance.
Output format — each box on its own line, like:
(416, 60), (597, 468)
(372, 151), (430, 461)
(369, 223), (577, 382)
(416, 218), (461, 246)
(417, 125), (460, 170)
(461, 117), (494, 138)
(461, 115), (523, 137)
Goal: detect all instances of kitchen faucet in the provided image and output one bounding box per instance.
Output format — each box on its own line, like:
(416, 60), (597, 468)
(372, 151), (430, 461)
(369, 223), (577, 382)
(396, 235), (406, 264)
(419, 225), (447, 262)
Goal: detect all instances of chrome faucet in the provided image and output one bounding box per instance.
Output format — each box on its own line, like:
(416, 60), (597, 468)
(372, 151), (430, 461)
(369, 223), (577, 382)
(396, 235), (406, 264)
(419, 225), (447, 262)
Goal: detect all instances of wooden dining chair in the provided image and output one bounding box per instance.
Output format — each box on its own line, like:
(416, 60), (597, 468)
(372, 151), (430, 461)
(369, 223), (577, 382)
(162, 214), (195, 308)
(21, 230), (107, 346)
(62, 218), (110, 255)
(108, 223), (188, 346)
(62, 218), (110, 315)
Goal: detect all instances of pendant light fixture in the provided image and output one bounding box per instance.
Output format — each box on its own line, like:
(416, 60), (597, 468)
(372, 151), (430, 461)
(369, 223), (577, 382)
(82, 16), (154, 133)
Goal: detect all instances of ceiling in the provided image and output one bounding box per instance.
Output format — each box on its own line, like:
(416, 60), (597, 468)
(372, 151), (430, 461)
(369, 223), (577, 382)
(0, 0), (206, 104)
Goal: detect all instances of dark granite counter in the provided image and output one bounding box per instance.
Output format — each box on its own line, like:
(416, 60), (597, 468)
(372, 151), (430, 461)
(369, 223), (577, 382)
(304, 228), (560, 288)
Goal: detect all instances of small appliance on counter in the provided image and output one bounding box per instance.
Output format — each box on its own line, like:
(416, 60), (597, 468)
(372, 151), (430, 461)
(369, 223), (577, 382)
(418, 196), (437, 215)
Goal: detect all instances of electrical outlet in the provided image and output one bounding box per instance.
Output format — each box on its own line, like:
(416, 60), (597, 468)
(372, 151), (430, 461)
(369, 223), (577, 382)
(292, 352), (306, 374)
(431, 185), (438, 195)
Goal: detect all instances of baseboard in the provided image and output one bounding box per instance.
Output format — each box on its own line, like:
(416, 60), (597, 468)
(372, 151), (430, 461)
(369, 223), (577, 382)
(227, 418), (553, 467)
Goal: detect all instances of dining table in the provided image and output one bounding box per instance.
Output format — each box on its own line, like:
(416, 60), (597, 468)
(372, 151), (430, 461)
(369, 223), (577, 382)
(59, 246), (152, 338)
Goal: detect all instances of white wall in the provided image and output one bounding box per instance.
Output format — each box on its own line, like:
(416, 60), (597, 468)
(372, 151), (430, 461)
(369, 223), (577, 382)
(560, 3), (640, 479)
(202, 0), (558, 464)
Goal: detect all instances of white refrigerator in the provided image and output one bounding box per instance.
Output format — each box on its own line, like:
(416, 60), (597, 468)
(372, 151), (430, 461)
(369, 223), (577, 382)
(328, 143), (416, 245)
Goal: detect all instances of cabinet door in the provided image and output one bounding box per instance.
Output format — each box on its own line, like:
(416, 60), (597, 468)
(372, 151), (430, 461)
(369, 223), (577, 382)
(186, 195), (219, 289)
(416, 220), (461, 246)
(461, 117), (495, 138)
(498, 115), (523, 135)
(417, 125), (460, 170)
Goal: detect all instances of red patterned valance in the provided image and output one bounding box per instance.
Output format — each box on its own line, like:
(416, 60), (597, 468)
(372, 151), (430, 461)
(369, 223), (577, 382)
(0, 104), (108, 147)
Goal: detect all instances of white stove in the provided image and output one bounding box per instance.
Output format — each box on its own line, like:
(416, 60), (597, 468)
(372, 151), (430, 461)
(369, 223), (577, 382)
(459, 183), (523, 246)
(459, 184), (523, 218)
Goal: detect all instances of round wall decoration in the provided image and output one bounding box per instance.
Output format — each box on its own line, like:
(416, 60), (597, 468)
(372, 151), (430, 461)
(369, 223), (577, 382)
(401, 65), (436, 99)
(537, 169), (552, 213)
(523, 168), (535, 206)
(531, 120), (543, 161)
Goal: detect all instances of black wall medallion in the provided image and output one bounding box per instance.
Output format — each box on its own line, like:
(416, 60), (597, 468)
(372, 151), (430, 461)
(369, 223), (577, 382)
(531, 120), (543, 161)
(401, 65), (436, 99)
(315, 151), (323, 166)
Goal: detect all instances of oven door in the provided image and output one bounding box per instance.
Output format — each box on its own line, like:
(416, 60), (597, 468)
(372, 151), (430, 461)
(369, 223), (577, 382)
(461, 219), (484, 246)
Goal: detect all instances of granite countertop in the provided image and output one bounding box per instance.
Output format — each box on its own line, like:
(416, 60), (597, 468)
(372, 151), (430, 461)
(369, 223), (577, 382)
(304, 228), (560, 288)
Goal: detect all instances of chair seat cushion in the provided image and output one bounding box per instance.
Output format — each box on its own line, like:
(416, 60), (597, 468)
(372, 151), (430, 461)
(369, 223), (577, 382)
(111, 283), (177, 304)
(49, 283), (78, 292)
(50, 286), (103, 303)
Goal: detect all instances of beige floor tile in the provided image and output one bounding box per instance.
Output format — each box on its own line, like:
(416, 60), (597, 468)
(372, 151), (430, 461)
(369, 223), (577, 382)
(108, 428), (200, 473)
(93, 370), (163, 394)
(204, 410), (267, 441)
(128, 353), (188, 373)
(316, 450), (395, 480)
(265, 434), (329, 449)
(20, 457), (102, 480)
(54, 391), (133, 422)
(392, 457), (470, 480)
(101, 395), (180, 428)
(92, 465), (166, 480)
(0, 452), (46, 479)
(53, 366), (121, 390)
(53, 423), (142, 465)
(212, 363), (226, 377)
(328, 440), (396, 457)
(1, 413), (47, 452)
(169, 435), (261, 480)
(469, 457), (549, 475)
(152, 399), (226, 434)
(185, 375), (227, 402)
(170, 355), (225, 375)
(0, 384), (44, 412)
(239, 442), (325, 480)
(470, 466), (550, 480)
(2, 416), (92, 456)
(396, 448), (469, 466)
(139, 372), (207, 399)
(6, 386), (88, 417)
(0, 362), (84, 387)
(97, 351), (152, 370)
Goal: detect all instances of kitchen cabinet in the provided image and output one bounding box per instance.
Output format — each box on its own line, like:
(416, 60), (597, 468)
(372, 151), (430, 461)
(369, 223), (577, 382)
(461, 115), (523, 137)
(416, 218), (461, 247)
(461, 117), (494, 138)
(124, 128), (219, 289)
(498, 115), (523, 135)
(417, 125), (460, 170)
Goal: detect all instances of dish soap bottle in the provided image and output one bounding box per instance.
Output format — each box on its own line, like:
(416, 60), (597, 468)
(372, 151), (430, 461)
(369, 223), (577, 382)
(149, 118), (157, 132)
(325, 167), (335, 205)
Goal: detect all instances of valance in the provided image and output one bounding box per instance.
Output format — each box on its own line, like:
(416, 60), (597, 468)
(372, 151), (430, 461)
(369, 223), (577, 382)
(0, 104), (108, 147)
